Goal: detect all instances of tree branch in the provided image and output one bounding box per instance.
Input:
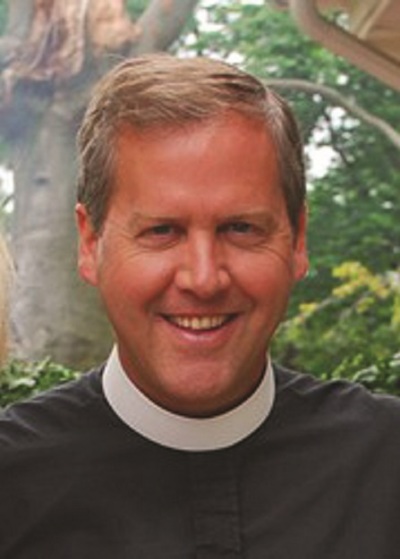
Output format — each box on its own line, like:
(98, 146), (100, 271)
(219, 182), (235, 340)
(132, 0), (200, 55)
(266, 78), (400, 150)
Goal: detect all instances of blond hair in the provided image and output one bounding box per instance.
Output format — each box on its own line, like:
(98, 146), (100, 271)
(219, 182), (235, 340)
(0, 235), (13, 364)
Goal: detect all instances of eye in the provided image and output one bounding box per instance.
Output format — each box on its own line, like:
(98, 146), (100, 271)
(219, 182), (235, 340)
(219, 220), (268, 248)
(219, 221), (256, 236)
(148, 224), (174, 236)
(138, 222), (181, 248)
(225, 221), (253, 234)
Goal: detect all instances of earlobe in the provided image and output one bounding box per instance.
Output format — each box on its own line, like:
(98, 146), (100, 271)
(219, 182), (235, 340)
(293, 205), (309, 281)
(75, 203), (99, 286)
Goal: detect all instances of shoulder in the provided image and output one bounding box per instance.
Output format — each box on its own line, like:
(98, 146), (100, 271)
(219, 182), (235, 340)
(0, 365), (107, 449)
(273, 363), (400, 434)
(255, 365), (400, 471)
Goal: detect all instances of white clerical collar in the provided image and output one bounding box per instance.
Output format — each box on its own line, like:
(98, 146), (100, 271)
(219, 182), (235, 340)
(102, 346), (275, 452)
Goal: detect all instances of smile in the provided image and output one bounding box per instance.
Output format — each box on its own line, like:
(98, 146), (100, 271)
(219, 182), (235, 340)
(165, 315), (234, 331)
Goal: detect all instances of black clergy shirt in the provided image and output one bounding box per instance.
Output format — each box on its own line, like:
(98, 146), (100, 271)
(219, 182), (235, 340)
(1, 356), (400, 558)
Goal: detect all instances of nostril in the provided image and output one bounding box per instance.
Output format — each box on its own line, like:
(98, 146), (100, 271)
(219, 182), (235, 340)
(175, 265), (231, 299)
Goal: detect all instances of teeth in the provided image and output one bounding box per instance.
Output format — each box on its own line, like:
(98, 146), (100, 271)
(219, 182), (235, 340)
(169, 315), (228, 330)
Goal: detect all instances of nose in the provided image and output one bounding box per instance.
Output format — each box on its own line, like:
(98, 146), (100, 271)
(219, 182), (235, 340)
(174, 233), (231, 299)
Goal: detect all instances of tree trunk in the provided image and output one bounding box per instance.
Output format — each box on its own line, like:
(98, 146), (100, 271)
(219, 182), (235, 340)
(0, 0), (200, 369)
(9, 97), (113, 369)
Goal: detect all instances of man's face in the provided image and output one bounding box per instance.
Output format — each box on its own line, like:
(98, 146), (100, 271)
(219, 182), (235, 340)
(76, 113), (308, 417)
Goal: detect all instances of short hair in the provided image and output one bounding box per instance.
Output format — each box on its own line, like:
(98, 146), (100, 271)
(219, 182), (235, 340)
(77, 53), (305, 233)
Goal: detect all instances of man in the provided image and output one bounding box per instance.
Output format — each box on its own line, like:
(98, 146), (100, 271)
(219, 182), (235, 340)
(1, 54), (400, 558)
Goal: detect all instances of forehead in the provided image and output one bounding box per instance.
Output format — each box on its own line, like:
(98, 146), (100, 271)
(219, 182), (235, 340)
(114, 112), (278, 170)
(110, 113), (283, 215)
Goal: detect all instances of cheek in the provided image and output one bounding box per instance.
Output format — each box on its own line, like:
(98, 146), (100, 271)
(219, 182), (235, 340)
(99, 250), (176, 311)
(234, 249), (296, 297)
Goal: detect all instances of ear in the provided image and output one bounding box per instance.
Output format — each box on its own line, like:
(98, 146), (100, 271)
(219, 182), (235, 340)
(293, 205), (309, 282)
(75, 203), (100, 286)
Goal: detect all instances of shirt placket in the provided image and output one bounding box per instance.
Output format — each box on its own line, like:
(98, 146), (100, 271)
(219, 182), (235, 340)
(189, 450), (242, 558)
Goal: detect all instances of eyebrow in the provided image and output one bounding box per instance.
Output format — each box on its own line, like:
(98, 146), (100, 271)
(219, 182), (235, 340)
(127, 212), (178, 228)
(127, 210), (279, 229)
(221, 211), (279, 228)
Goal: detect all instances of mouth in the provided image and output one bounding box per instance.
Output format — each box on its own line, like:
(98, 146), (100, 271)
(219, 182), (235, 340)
(163, 314), (237, 332)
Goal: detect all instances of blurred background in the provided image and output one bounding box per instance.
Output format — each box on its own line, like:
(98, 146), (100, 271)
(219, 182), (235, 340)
(0, 0), (399, 404)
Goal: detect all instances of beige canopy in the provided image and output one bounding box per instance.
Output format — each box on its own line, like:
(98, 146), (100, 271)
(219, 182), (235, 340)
(279, 0), (400, 91)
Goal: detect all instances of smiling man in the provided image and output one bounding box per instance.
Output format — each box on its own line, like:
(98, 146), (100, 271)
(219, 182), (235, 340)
(77, 110), (307, 419)
(1, 54), (400, 558)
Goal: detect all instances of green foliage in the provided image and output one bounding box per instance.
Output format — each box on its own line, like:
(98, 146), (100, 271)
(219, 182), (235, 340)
(0, 357), (80, 408)
(273, 262), (400, 395)
(349, 355), (400, 396)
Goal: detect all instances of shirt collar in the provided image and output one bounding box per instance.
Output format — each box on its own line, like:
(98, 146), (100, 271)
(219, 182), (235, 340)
(102, 346), (275, 452)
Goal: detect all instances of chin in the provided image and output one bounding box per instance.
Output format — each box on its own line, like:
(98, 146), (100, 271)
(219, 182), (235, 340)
(157, 380), (243, 417)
